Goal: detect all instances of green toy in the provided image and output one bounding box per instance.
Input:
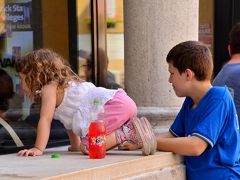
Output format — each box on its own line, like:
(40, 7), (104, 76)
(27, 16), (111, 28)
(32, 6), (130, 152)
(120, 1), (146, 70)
(51, 153), (61, 158)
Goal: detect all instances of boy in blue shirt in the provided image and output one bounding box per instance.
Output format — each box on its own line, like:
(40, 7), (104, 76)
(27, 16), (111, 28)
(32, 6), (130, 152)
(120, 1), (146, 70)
(157, 41), (240, 180)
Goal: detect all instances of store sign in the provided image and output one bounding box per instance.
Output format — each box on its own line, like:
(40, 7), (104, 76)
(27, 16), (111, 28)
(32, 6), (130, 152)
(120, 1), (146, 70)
(0, 1), (33, 94)
(5, 2), (32, 31)
(0, 56), (15, 68)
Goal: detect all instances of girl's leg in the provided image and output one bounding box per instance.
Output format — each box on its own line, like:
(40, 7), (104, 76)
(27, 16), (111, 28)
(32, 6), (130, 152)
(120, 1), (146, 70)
(117, 119), (141, 151)
(80, 117), (156, 155)
(115, 117), (156, 155)
(80, 91), (156, 155)
(98, 90), (137, 135)
(78, 131), (119, 154)
(106, 132), (118, 150)
(79, 91), (136, 155)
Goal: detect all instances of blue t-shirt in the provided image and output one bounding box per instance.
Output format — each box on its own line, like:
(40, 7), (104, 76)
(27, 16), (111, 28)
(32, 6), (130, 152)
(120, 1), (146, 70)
(170, 86), (240, 180)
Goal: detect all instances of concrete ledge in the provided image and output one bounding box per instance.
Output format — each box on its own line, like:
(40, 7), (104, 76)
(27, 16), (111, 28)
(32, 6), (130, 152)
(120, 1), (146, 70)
(1, 107), (184, 179)
(127, 164), (186, 180)
(0, 146), (185, 180)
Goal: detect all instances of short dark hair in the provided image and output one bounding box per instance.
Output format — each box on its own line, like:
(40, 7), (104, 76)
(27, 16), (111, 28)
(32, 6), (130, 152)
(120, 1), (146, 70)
(229, 22), (240, 55)
(166, 41), (213, 81)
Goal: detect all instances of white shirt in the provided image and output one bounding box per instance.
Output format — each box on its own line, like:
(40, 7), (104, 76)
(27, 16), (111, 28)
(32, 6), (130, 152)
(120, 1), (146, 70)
(54, 81), (123, 137)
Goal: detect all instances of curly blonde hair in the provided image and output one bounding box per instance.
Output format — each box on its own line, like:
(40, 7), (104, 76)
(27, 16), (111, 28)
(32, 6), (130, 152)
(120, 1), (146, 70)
(15, 49), (82, 101)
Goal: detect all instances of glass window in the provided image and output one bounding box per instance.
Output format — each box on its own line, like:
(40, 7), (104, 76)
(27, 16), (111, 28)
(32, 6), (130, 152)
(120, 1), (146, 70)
(76, 0), (124, 90)
(0, 0), (79, 154)
(77, 0), (92, 82)
(0, 0), (122, 154)
(106, 0), (124, 89)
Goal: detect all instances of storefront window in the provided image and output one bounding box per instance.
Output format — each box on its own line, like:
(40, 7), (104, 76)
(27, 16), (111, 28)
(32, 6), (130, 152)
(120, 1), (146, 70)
(76, 0), (124, 90)
(77, 0), (92, 81)
(0, 0), (75, 154)
(0, 0), (123, 154)
(106, 0), (124, 89)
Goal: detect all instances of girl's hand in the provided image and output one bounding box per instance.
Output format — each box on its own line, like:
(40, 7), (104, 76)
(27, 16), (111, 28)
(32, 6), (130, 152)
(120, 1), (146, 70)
(17, 147), (43, 157)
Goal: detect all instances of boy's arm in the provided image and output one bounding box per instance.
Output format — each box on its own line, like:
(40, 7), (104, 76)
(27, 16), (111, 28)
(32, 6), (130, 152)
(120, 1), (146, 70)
(17, 83), (57, 156)
(158, 131), (175, 138)
(157, 133), (208, 156)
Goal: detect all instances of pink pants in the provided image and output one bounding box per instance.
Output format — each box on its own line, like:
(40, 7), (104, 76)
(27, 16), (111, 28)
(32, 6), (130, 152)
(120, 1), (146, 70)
(97, 90), (137, 135)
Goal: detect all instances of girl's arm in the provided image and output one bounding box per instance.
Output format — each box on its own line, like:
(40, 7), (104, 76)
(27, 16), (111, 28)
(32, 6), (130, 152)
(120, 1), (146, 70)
(66, 129), (81, 150)
(156, 133), (208, 156)
(66, 129), (89, 155)
(17, 83), (57, 156)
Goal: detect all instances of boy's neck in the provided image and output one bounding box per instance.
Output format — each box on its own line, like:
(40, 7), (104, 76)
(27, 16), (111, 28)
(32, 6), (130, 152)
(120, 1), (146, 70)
(190, 81), (212, 108)
(229, 54), (240, 64)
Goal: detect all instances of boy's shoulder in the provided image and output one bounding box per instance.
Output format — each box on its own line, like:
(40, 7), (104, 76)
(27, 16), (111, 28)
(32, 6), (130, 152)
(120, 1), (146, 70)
(211, 85), (229, 96)
(206, 86), (234, 105)
(211, 85), (227, 93)
(184, 86), (230, 105)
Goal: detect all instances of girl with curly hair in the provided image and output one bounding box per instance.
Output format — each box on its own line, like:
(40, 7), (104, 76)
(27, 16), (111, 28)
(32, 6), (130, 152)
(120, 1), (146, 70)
(16, 49), (156, 156)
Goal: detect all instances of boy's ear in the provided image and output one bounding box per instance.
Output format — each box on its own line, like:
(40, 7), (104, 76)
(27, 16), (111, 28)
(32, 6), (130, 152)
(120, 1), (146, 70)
(185, 69), (194, 80)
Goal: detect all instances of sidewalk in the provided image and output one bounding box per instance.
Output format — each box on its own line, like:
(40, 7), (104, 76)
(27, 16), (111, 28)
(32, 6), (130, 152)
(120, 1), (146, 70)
(0, 146), (185, 180)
